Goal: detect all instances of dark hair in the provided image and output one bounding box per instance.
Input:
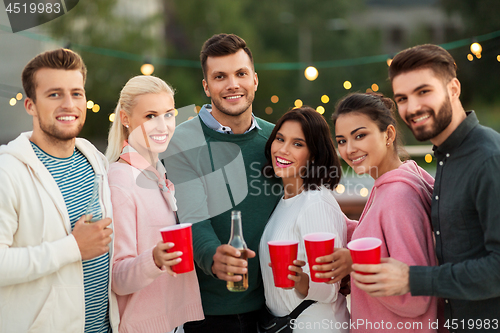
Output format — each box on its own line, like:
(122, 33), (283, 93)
(263, 106), (341, 191)
(22, 48), (87, 102)
(389, 44), (457, 83)
(332, 92), (407, 159)
(200, 33), (254, 78)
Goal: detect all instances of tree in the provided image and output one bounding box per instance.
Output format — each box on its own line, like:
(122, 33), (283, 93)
(44, 0), (166, 145)
(439, 0), (500, 118)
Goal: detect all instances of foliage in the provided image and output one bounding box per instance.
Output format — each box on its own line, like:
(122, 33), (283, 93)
(44, 0), (165, 142)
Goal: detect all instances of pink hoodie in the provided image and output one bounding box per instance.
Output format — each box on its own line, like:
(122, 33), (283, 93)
(350, 160), (440, 333)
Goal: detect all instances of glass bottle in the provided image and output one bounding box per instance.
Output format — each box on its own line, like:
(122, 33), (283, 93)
(226, 210), (249, 292)
(85, 174), (104, 223)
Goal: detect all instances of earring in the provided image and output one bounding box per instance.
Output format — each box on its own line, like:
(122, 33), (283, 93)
(386, 142), (390, 146)
(125, 125), (129, 128)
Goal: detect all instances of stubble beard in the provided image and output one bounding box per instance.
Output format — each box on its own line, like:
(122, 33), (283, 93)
(407, 97), (453, 142)
(38, 116), (84, 144)
(212, 92), (255, 117)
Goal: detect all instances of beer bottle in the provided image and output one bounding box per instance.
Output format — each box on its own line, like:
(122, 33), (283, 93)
(226, 210), (249, 292)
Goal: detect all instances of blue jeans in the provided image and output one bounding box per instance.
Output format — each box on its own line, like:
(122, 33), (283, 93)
(183, 309), (260, 333)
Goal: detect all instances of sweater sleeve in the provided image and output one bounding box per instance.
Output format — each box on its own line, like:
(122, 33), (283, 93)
(295, 196), (345, 304)
(110, 184), (164, 296)
(411, 155), (500, 300)
(0, 166), (81, 287)
(163, 138), (221, 277)
(374, 183), (435, 318)
(345, 215), (358, 243)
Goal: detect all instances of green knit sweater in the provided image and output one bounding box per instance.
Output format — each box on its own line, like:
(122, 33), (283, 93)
(164, 115), (281, 315)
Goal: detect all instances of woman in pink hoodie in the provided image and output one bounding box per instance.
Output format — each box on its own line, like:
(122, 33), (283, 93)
(327, 92), (441, 332)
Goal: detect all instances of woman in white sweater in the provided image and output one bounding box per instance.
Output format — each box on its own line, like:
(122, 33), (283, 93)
(259, 107), (349, 333)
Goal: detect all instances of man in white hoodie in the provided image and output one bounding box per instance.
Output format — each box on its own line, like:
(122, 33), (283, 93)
(0, 49), (119, 332)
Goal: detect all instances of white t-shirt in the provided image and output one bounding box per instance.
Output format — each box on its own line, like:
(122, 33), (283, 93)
(259, 186), (349, 333)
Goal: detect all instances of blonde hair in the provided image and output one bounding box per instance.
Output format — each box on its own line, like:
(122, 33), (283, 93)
(105, 75), (175, 162)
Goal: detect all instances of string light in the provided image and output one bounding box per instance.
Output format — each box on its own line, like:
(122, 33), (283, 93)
(335, 184), (345, 194)
(9, 98), (16, 106)
(140, 63), (154, 76)
(470, 42), (482, 55)
(316, 106), (325, 114)
(470, 42), (482, 60)
(371, 84), (379, 92)
(92, 104), (100, 113)
(265, 107), (273, 114)
(16, 93), (23, 100)
(321, 95), (329, 104)
(360, 188), (369, 197)
(87, 100), (94, 109)
(343, 81), (352, 90)
(271, 95), (279, 103)
(467, 54), (474, 61)
(294, 99), (303, 108)
(425, 154), (433, 163)
(304, 66), (318, 81)
(109, 114), (115, 122)
(9, 26), (500, 70)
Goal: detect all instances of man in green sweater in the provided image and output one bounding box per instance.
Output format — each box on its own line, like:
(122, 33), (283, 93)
(164, 34), (281, 332)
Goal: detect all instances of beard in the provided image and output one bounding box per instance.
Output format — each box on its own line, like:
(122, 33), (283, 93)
(38, 116), (84, 142)
(211, 92), (254, 117)
(406, 97), (453, 142)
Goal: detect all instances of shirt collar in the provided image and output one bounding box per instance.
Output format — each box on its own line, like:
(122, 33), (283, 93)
(433, 110), (479, 156)
(198, 104), (261, 134)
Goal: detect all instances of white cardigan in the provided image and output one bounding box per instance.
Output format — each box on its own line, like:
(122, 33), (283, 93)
(0, 132), (119, 333)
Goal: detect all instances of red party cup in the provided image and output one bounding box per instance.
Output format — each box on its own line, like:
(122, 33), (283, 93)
(159, 223), (194, 274)
(303, 232), (336, 283)
(347, 237), (382, 274)
(268, 240), (299, 288)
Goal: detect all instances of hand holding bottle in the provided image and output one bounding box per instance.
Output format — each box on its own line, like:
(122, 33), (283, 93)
(73, 215), (113, 260)
(212, 244), (255, 282)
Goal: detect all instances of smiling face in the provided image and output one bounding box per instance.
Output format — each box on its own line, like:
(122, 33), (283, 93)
(26, 68), (86, 146)
(393, 68), (453, 144)
(202, 49), (258, 119)
(270, 120), (310, 185)
(335, 113), (396, 179)
(121, 92), (175, 161)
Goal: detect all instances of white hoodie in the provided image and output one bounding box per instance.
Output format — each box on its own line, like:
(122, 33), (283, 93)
(0, 132), (119, 333)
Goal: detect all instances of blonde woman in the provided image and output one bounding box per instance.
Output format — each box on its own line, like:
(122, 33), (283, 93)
(106, 76), (203, 333)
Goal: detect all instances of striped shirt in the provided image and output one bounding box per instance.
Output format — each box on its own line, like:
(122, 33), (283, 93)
(32, 142), (111, 333)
